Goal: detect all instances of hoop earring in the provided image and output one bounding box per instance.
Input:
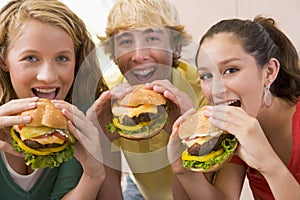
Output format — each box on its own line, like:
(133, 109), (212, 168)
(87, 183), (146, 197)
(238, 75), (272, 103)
(263, 84), (273, 107)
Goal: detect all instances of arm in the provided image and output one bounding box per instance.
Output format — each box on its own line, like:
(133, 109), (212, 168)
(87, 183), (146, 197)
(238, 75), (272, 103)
(206, 105), (300, 199)
(168, 111), (246, 200)
(86, 91), (125, 199)
(52, 100), (106, 200)
(259, 151), (300, 199)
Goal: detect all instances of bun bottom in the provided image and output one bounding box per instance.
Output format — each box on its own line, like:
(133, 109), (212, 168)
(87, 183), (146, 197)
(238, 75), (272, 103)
(118, 121), (165, 139)
(188, 141), (238, 172)
(189, 153), (234, 172)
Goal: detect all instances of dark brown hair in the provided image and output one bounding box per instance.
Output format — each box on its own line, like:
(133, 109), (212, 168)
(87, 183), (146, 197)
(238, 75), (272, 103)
(197, 16), (300, 104)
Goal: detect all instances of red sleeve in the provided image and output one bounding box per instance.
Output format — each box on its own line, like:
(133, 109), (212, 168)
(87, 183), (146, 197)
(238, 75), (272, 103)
(230, 155), (247, 168)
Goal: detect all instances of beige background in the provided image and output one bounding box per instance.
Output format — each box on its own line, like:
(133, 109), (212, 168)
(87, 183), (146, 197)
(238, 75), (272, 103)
(0, 1), (297, 199)
(173, 0), (300, 54)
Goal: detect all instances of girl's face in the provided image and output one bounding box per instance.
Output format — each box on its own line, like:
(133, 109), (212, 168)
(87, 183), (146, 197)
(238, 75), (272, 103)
(197, 33), (267, 117)
(5, 19), (75, 100)
(113, 28), (173, 84)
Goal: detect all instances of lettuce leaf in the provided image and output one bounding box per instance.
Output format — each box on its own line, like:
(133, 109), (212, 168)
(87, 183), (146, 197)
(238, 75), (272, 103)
(12, 139), (75, 169)
(182, 136), (237, 170)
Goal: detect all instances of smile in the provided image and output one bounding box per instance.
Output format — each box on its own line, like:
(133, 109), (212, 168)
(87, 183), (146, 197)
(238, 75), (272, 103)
(130, 66), (156, 82)
(132, 67), (155, 76)
(32, 88), (59, 100)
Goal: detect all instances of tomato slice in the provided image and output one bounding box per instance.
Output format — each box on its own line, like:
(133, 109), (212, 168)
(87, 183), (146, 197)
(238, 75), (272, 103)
(34, 131), (67, 141)
(52, 132), (67, 141)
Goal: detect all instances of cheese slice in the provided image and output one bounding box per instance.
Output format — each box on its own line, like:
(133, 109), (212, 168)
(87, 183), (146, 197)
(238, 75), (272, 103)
(112, 104), (158, 118)
(21, 134), (65, 145)
(182, 136), (213, 147)
(181, 148), (224, 162)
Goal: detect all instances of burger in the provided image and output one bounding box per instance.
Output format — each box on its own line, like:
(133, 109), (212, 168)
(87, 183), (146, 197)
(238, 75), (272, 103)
(10, 99), (76, 169)
(178, 107), (238, 172)
(107, 84), (168, 139)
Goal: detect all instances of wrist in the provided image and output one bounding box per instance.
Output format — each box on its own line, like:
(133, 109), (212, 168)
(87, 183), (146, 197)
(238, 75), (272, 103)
(82, 170), (106, 185)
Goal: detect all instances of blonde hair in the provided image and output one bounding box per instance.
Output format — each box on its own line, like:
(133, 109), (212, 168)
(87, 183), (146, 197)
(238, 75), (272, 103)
(99, 0), (192, 60)
(0, 0), (107, 108)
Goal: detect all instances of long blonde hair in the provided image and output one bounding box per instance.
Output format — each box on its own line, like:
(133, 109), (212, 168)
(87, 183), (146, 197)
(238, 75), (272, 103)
(0, 0), (108, 109)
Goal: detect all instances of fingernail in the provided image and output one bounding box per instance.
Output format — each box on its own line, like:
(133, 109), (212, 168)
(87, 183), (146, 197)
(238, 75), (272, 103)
(203, 108), (211, 116)
(23, 116), (31, 122)
(53, 103), (62, 109)
(27, 102), (36, 108)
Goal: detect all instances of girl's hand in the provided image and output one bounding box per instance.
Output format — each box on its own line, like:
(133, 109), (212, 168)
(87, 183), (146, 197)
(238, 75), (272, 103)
(52, 100), (105, 178)
(204, 105), (278, 173)
(168, 108), (196, 174)
(0, 97), (39, 157)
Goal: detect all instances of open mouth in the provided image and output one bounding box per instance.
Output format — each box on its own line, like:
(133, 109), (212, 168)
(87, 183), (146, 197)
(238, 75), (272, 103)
(228, 100), (241, 107)
(32, 88), (59, 100)
(131, 67), (156, 82)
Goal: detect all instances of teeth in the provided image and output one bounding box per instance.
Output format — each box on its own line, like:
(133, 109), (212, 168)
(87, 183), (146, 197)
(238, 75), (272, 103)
(227, 100), (239, 106)
(132, 67), (155, 76)
(35, 88), (56, 93)
(227, 100), (236, 105)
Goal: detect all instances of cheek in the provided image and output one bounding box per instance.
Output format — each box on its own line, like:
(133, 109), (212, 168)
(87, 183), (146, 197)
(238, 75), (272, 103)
(10, 67), (31, 85)
(200, 81), (212, 101)
(155, 50), (173, 66)
(115, 55), (129, 74)
(63, 67), (75, 87)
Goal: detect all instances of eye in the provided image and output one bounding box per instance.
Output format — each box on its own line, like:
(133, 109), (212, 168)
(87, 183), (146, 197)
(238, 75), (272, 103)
(147, 36), (160, 42)
(199, 72), (213, 80)
(56, 56), (69, 63)
(224, 67), (239, 74)
(118, 39), (133, 47)
(25, 55), (38, 62)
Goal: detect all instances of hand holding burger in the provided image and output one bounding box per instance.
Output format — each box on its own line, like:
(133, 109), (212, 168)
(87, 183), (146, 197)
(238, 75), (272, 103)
(107, 84), (168, 139)
(10, 99), (76, 169)
(178, 107), (238, 172)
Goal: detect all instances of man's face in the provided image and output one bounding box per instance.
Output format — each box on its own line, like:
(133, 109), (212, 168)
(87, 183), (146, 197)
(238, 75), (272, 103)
(113, 28), (173, 84)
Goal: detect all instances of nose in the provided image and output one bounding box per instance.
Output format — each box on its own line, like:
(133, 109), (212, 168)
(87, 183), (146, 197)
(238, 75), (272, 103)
(36, 62), (58, 83)
(209, 78), (227, 104)
(131, 48), (150, 63)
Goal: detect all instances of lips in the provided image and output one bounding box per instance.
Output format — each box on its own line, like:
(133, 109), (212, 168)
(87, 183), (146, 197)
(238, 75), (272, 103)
(32, 88), (59, 100)
(130, 66), (156, 82)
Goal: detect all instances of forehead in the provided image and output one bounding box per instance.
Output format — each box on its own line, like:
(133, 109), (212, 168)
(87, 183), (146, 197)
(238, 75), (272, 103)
(114, 27), (169, 39)
(197, 33), (246, 66)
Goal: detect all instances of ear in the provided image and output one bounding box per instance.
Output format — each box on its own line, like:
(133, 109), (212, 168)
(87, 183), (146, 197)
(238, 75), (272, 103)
(264, 58), (280, 85)
(172, 44), (182, 59)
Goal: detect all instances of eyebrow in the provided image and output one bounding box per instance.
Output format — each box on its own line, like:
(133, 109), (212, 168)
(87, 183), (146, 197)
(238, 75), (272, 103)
(115, 32), (132, 41)
(115, 28), (164, 41)
(218, 57), (241, 66)
(143, 28), (163, 34)
(197, 57), (241, 70)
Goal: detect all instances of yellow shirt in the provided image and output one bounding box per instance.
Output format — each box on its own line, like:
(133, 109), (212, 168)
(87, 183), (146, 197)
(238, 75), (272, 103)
(108, 61), (208, 200)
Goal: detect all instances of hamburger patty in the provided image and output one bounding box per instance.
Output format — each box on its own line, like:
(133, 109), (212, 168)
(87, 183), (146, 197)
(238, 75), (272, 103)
(122, 105), (166, 125)
(23, 140), (62, 149)
(188, 134), (234, 156)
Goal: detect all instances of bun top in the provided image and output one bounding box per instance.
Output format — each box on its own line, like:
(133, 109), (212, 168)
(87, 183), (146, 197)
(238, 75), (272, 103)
(178, 107), (222, 139)
(117, 84), (166, 106)
(20, 99), (67, 129)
